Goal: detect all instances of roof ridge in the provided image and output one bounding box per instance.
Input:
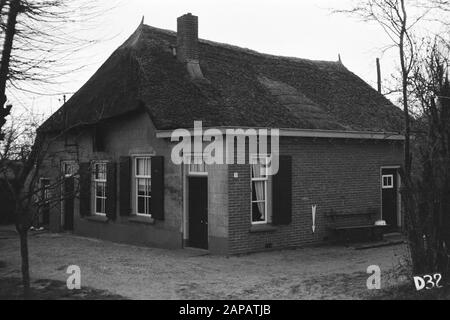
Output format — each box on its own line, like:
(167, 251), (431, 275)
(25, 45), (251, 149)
(120, 21), (146, 50)
(141, 24), (341, 67)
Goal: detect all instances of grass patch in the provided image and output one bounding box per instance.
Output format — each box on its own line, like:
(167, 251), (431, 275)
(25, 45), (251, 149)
(0, 277), (127, 300)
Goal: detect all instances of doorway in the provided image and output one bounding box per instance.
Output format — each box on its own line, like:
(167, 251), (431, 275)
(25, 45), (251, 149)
(63, 177), (74, 231)
(188, 176), (208, 249)
(381, 168), (400, 231)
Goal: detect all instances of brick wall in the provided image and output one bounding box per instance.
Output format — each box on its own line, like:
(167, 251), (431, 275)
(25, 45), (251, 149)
(39, 111), (184, 249)
(228, 137), (404, 255)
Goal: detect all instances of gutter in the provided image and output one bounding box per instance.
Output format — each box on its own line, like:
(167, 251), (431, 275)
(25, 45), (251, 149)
(155, 127), (405, 141)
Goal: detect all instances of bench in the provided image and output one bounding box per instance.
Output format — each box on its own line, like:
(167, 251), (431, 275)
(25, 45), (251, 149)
(327, 210), (389, 244)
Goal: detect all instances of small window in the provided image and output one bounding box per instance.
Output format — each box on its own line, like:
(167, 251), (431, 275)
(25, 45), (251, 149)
(382, 174), (394, 189)
(135, 157), (152, 216)
(185, 153), (207, 175)
(62, 161), (76, 178)
(92, 162), (107, 216)
(251, 155), (269, 225)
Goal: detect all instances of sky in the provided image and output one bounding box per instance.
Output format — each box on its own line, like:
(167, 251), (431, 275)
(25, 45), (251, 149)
(8, 0), (407, 123)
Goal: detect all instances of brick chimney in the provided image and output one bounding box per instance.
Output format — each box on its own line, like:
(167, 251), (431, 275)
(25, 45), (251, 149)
(177, 13), (204, 79)
(177, 13), (199, 62)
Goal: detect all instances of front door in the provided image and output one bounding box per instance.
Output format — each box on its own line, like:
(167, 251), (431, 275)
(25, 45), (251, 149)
(381, 168), (399, 230)
(188, 177), (208, 249)
(63, 177), (75, 231)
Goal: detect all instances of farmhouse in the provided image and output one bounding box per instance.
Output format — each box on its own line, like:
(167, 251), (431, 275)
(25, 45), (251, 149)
(36, 13), (405, 255)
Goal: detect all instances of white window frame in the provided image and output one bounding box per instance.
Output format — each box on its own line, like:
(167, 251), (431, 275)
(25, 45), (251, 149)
(61, 161), (77, 178)
(135, 156), (152, 217)
(382, 174), (394, 189)
(185, 153), (207, 176)
(250, 155), (269, 225)
(92, 161), (107, 216)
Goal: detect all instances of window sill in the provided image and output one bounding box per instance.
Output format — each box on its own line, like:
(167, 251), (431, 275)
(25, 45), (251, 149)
(250, 224), (277, 233)
(128, 216), (155, 225)
(86, 215), (108, 223)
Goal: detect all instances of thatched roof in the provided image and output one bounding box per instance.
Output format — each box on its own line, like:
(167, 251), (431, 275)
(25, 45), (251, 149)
(39, 23), (404, 133)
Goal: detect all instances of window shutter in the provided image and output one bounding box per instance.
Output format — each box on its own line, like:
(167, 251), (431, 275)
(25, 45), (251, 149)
(272, 155), (292, 225)
(119, 156), (131, 216)
(151, 156), (164, 220)
(106, 162), (117, 220)
(79, 162), (91, 217)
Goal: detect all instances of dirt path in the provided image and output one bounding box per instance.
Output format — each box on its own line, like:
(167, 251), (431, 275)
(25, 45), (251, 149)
(0, 226), (409, 300)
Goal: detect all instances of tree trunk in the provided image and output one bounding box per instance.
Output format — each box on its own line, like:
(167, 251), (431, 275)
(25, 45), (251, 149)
(399, 0), (411, 179)
(397, 0), (426, 274)
(18, 228), (31, 298)
(0, 0), (21, 137)
(15, 200), (32, 299)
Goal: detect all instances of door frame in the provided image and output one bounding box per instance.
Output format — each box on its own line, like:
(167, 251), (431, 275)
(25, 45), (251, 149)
(63, 176), (75, 231)
(182, 160), (209, 250)
(186, 175), (209, 249)
(380, 166), (402, 228)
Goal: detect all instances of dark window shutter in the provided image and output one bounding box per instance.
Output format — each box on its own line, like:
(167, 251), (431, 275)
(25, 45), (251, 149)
(119, 156), (131, 216)
(79, 162), (91, 217)
(272, 155), (292, 225)
(106, 162), (117, 220)
(151, 156), (164, 220)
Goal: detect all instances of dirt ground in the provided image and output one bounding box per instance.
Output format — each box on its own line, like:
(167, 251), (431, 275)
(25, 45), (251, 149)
(0, 225), (410, 300)
(0, 277), (127, 300)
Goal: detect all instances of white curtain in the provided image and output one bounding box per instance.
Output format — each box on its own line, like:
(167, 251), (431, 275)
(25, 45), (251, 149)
(252, 163), (265, 219)
(137, 158), (151, 176)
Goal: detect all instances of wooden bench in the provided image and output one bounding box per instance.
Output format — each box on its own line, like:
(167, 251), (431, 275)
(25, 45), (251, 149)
(327, 211), (388, 244)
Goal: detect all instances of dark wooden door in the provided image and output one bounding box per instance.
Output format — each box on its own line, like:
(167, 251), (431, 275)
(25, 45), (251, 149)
(382, 168), (398, 230)
(188, 177), (208, 249)
(64, 177), (75, 231)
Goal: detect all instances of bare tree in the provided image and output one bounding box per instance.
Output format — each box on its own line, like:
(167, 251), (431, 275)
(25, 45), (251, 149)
(406, 38), (450, 275)
(0, 0), (117, 296)
(0, 0), (117, 139)
(1, 101), (105, 297)
(0, 0), (20, 138)
(336, 0), (450, 275)
(0, 111), (39, 162)
(335, 0), (449, 178)
(0, 123), (80, 297)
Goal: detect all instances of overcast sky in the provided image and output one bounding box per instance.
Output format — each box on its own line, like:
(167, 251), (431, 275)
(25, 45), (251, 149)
(9, 0), (409, 122)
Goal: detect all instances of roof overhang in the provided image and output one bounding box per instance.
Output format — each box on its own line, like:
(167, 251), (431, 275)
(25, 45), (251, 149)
(156, 127), (405, 141)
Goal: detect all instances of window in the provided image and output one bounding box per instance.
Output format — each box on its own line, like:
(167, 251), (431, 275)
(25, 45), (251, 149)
(185, 153), (207, 175)
(62, 161), (76, 178)
(382, 174), (394, 189)
(135, 157), (151, 216)
(251, 155), (269, 224)
(92, 162), (107, 216)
